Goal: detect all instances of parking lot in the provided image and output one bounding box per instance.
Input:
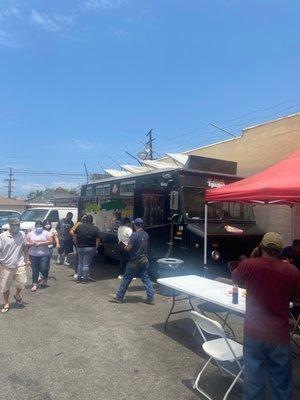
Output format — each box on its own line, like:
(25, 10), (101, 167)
(1, 259), (300, 400)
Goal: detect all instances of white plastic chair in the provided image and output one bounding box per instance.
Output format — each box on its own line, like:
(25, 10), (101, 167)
(290, 302), (300, 348)
(191, 311), (243, 400)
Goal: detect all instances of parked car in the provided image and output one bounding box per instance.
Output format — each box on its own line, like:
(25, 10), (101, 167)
(1, 207), (78, 233)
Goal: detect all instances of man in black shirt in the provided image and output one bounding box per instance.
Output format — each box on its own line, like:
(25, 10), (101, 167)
(74, 214), (100, 283)
(110, 218), (154, 304)
(56, 212), (74, 266)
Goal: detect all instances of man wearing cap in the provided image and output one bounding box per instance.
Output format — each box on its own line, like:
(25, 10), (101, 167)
(111, 218), (154, 304)
(0, 218), (30, 313)
(232, 232), (300, 400)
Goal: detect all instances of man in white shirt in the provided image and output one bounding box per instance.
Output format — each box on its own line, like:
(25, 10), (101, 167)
(117, 217), (132, 279)
(0, 218), (30, 314)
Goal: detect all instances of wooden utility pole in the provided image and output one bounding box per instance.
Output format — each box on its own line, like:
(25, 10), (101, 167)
(5, 168), (16, 198)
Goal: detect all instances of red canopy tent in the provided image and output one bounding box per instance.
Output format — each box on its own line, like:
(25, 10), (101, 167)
(202, 150), (300, 267)
(205, 150), (300, 205)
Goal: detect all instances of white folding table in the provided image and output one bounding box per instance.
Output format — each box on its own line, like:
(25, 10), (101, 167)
(157, 275), (245, 331)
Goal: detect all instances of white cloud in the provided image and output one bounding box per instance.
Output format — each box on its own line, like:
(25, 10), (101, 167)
(0, 6), (20, 21)
(30, 10), (76, 32)
(50, 181), (81, 190)
(83, 0), (126, 11)
(0, 29), (20, 48)
(114, 29), (131, 37)
(70, 138), (95, 150)
(18, 182), (46, 193)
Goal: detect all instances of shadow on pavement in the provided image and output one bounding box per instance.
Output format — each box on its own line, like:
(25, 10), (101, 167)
(152, 317), (203, 356)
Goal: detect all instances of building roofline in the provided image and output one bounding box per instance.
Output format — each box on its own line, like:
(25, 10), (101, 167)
(243, 112), (300, 131)
(181, 137), (240, 154)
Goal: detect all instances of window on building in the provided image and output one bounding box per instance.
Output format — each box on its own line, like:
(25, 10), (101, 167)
(95, 184), (110, 196)
(120, 181), (135, 196)
(85, 186), (93, 197)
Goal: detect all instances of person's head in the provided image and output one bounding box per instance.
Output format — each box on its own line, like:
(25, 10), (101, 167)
(133, 218), (144, 230)
(81, 213), (87, 223)
(66, 212), (73, 221)
(43, 219), (52, 231)
(260, 232), (283, 258)
(9, 217), (20, 236)
(86, 214), (93, 224)
(292, 239), (300, 253)
(34, 220), (44, 235)
(121, 217), (131, 227)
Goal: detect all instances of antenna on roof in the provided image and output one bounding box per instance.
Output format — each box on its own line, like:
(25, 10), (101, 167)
(108, 156), (123, 170)
(125, 151), (144, 166)
(98, 162), (108, 175)
(209, 123), (237, 138)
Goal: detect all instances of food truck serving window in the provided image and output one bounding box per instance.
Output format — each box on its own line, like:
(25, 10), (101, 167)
(183, 187), (205, 220)
(120, 181), (135, 196)
(208, 202), (255, 221)
(183, 186), (255, 221)
(142, 194), (164, 226)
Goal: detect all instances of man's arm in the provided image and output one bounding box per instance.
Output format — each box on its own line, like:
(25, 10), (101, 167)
(231, 259), (250, 286)
(125, 233), (134, 252)
(23, 244), (30, 267)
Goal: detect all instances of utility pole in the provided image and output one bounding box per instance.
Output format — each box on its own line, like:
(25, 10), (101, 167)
(146, 129), (154, 160)
(5, 167), (16, 198)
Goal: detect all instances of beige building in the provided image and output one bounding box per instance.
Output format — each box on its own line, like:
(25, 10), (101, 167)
(0, 197), (25, 213)
(165, 113), (300, 244)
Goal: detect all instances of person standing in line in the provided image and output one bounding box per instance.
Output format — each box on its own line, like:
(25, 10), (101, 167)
(73, 214), (101, 284)
(0, 218), (30, 314)
(111, 218), (155, 305)
(27, 221), (53, 292)
(56, 212), (74, 266)
(232, 232), (300, 400)
(70, 214), (87, 279)
(117, 217), (132, 279)
(281, 238), (300, 270)
(42, 219), (60, 282)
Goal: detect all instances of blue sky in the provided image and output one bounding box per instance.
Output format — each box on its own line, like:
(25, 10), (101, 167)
(0, 0), (300, 196)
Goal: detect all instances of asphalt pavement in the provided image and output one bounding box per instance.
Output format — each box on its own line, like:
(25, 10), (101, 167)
(0, 258), (299, 400)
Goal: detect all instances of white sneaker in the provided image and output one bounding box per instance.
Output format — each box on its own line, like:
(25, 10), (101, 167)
(31, 285), (38, 292)
(118, 275), (123, 279)
(56, 255), (62, 265)
(63, 258), (70, 266)
(73, 273), (78, 279)
(132, 277), (137, 280)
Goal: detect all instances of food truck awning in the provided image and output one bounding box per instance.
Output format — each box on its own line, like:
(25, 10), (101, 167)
(205, 150), (300, 205)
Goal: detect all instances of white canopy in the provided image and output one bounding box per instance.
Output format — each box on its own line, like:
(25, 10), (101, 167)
(166, 153), (189, 166)
(104, 169), (130, 177)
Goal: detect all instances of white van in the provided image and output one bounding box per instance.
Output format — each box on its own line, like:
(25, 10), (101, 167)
(1, 207), (78, 233)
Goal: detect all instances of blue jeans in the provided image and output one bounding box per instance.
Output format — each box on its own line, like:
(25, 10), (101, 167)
(116, 261), (154, 300)
(243, 335), (293, 400)
(77, 247), (95, 280)
(30, 255), (49, 284)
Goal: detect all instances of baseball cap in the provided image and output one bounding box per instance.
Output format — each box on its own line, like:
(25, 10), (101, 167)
(133, 218), (144, 226)
(9, 217), (20, 226)
(261, 232), (283, 250)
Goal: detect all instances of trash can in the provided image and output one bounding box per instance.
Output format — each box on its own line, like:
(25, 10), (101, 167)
(157, 258), (184, 296)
